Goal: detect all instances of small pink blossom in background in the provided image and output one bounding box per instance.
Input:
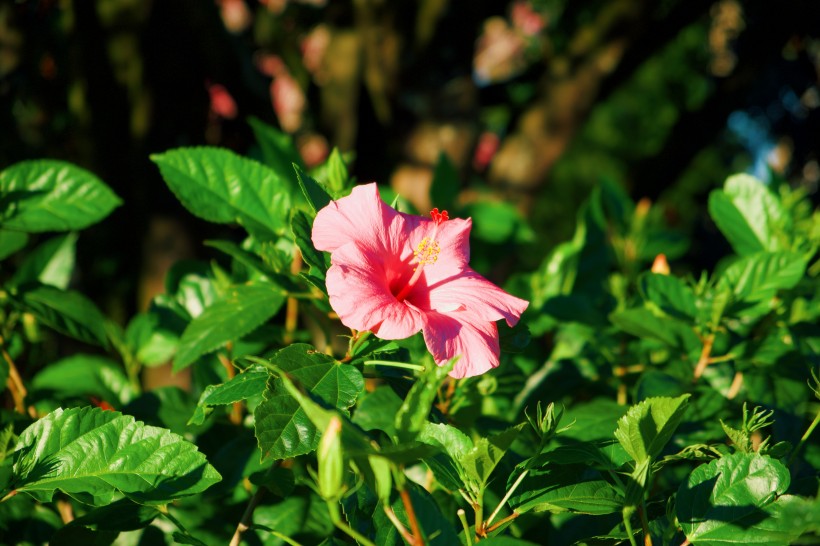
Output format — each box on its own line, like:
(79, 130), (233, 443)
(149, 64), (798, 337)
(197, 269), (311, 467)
(511, 1), (546, 37)
(473, 17), (527, 85)
(259, 0), (326, 13)
(207, 82), (238, 120)
(473, 131), (500, 172)
(255, 54), (306, 133)
(301, 25), (331, 85)
(312, 183), (528, 379)
(217, 0), (252, 34)
(298, 133), (329, 168)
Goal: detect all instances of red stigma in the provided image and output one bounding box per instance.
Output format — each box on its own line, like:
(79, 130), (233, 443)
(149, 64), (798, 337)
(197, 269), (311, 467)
(430, 208), (449, 225)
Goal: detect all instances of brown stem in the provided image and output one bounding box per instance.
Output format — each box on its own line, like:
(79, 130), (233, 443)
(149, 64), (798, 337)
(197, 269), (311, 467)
(229, 486), (266, 546)
(56, 498), (75, 524)
(436, 378), (457, 415)
(726, 371), (744, 400)
(399, 487), (425, 545)
(693, 333), (715, 380)
(217, 353), (242, 425)
(284, 250), (303, 346)
(2, 346), (27, 414)
(638, 504), (653, 546)
(383, 505), (416, 545)
(484, 511), (519, 534)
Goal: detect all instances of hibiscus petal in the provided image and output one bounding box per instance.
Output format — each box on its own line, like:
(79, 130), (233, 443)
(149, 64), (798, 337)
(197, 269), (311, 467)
(400, 214), (472, 284)
(312, 183), (402, 253)
(425, 270), (529, 326)
(422, 312), (500, 379)
(326, 242), (424, 339)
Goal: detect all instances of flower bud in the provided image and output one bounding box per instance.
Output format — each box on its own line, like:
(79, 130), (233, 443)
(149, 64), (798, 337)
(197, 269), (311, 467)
(651, 254), (670, 275)
(318, 416), (345, 501)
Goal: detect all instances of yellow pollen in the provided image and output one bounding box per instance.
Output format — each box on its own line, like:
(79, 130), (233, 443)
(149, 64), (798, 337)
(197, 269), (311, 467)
(413, 237), (441, 266)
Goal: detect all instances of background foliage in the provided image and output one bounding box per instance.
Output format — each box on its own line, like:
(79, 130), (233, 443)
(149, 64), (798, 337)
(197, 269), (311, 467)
(0, 0), (819, 545)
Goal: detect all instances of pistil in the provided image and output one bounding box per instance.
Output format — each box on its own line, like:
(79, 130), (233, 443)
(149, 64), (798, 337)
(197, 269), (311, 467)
(394, 209), (448, 302)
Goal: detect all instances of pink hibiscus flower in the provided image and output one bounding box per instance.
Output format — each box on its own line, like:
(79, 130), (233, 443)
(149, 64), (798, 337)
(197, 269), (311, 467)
(311, 183), (529, 379)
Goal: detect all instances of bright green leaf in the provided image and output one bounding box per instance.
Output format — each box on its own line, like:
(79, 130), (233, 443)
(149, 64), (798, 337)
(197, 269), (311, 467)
(677, 453), (810, 545)
(10, 232), (77, 289)
(614, 394), (690, 464)
(254, 344), (364, 460)
(708, 174), (789, 256)
(9, 406), (221, 505)
(173, 283), (285, 371)
(151, 147), (291, 240)
(0, 160), (121, 233)
(189, 368), (269, 425)
(294, 164), (332, 213)
(717, 251), (806, 302)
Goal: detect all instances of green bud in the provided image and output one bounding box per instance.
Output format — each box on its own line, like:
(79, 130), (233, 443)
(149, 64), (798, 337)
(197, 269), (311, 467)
(318, 416), (345, 501)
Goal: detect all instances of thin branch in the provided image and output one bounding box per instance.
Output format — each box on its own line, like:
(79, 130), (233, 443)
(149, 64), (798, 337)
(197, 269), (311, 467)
(284, 249), (303, 345)
(230, 486), (266, 546)
(383, 504), (416, 545)
(485, 470), (528, 529)
(457, 509), (473, 545)
(693, 333), (715, 380)
(399, 486), (425, 545)
(484, 511), (520, 534)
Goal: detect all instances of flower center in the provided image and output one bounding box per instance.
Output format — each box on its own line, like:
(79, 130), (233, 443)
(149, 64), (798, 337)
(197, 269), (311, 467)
(394, 208), (448, 302)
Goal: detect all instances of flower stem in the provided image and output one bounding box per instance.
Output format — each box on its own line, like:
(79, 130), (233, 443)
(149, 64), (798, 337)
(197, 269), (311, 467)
(485, 470), (528, 529)
(623, 509), (639, 546)
(789, 404), (820, 466)
(364, 360), (425, 372)
(457, 509), (473, 545)
(230, 484), (266, 546)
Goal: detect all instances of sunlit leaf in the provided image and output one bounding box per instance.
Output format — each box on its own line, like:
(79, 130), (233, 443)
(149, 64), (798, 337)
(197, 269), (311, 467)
(9, 407), (221, 505)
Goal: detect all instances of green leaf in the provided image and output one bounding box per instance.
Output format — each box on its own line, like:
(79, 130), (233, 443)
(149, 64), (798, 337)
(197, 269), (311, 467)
(320, 148), (350, 194)
(708, 174), (789, 256)
(614, 394), (690, 464)
(0, 160), (121, 232)
(291, 209), (327, 274)
(610, 308), (699, 350)
(677, 453), (810, 545)
(0, 229), (28, 260)
(508, 464), (623, 515)
(10, 406), (221, 505)
(32, 354), (136, 406)
(295, 164), (332, 213)
(189, 368), (269, 425)
(60, 499), (159, 532)
(429, 152), (459, 212)
(394, 358), (455, 443)
(254, 344), (364, 460)
(717, 251), (806, 302)
(248, 116), (304, 178)
(173, 283), (286, 371)
(150, 147), (292, 240)
(351, 386), (403, 436)
(461, 424), (525, 490)
(13, 284), (109, 346)
(638, 272), (697, 320)
(10, 232), (77, 289)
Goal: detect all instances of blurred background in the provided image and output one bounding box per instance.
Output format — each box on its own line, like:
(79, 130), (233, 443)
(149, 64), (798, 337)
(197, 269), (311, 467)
(1, 0), (819, 320)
